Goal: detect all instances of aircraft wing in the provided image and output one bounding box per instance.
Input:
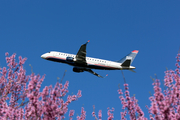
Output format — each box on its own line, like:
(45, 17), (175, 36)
(75, 40), (90, 64)
(86, 69), (107, 78)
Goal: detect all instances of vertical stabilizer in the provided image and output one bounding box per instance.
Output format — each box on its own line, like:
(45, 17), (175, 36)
(116, 50), (139, 66)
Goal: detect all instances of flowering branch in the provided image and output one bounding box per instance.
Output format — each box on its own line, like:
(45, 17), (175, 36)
(0, 53), (82, 119)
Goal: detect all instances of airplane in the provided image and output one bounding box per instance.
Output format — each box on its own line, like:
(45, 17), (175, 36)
(41, 40), (139, 78)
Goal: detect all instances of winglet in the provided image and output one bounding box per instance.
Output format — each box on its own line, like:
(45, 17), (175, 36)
(103, 74), (108, 78)
(132, 50), (139, 53)
(85, 40), (90, 45)
(99, 74), (108, 78)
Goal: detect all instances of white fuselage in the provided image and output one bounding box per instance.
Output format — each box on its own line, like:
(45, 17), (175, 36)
(41, 51), (135, 70)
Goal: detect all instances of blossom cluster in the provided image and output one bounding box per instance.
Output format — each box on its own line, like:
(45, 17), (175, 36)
(1, 52), (180, 120)
(147, 52), (180, 119)
(117, 52), (180, 120)
(118, 83), (147, 120)
(92, 105), (102, 120)
(77, 107), (86, 120)
(0, 53), (82, 120)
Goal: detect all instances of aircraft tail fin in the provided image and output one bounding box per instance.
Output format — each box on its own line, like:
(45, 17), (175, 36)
(116, 50), (139, 66)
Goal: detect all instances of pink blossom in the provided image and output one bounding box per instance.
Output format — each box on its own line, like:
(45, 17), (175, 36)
(77, 107), (86, 120)
(69, 110), (74, 120)
(118, 83), (147, 120)
(107, 107), (114, 120)
(98, 110), (102, 120)
(0, 53), (82, 120)
(1, 52), (180, 120)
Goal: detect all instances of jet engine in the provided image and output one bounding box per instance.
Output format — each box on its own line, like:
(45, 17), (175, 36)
(66, 57), (74, 62)
(73, 67), (84, 73)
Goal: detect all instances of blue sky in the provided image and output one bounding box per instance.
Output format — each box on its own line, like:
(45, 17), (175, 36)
(0, 0), (180, 119)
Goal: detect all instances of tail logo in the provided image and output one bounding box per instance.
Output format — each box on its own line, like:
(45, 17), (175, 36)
(126, 56), (132, 59)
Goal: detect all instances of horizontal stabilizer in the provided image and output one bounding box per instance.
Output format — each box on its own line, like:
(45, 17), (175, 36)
(129, 69), (136, 73)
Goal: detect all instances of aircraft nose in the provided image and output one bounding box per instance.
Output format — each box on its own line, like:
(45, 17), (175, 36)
(41, 54), (46, 59)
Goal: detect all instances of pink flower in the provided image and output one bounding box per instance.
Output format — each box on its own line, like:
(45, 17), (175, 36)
(5, 52), (9, 56)
(77, 107), (86, 120)
(98, 110), (102, 119)
(0, 53), (82, 120)
(69, 110), (74, 120)
(107, 107), (114, 120)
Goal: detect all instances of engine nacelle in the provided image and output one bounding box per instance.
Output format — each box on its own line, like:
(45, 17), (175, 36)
(73, 67), (84, 73)
(66, 57), (74, 62)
